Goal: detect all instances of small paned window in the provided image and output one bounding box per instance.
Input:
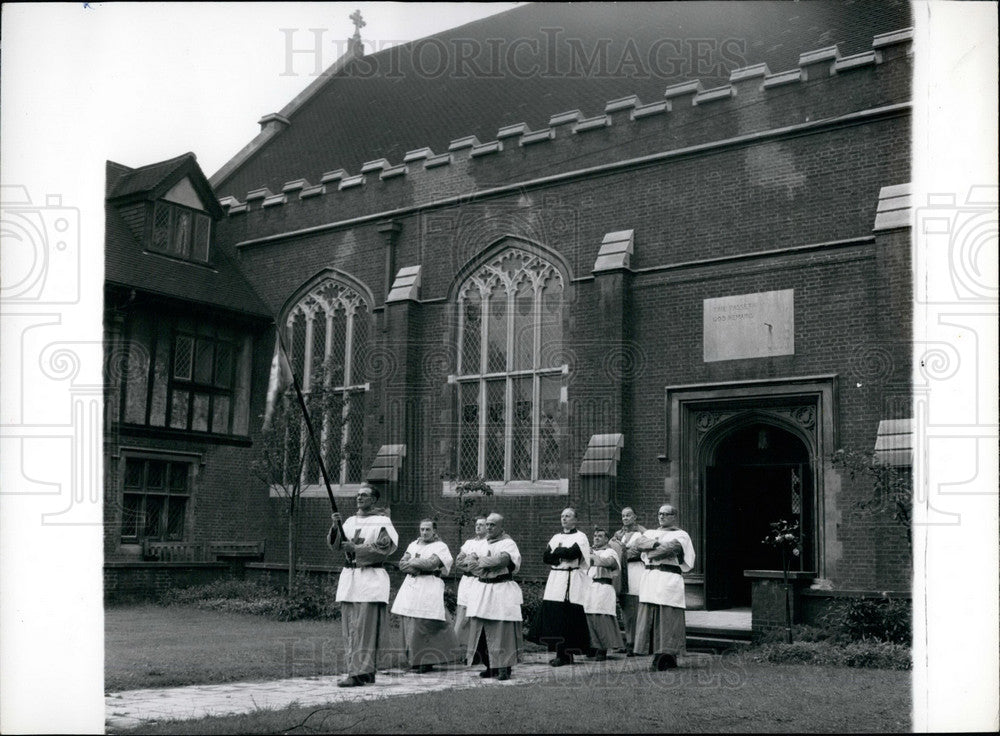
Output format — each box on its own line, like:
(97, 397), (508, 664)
(150, 201), (211, 263)
(121, 457), (190, 542)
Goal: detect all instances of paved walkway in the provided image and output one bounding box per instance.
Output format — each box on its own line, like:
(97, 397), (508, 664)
(106, 610), (750, 731)
(106, 650), (718, 731)
(685, 609), (751, 632)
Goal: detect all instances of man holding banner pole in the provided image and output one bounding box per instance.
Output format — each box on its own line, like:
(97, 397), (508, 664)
(328, 485), (398, 687)
(265, 328), (398, 687)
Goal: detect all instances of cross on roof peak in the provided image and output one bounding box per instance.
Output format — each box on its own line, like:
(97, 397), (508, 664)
(349, 9), (366, 38)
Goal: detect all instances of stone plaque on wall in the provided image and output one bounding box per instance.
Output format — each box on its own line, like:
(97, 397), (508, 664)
(703, 289), (794, 362)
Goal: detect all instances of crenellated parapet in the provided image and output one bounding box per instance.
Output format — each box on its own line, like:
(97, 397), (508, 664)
(221, 28), (912, 222)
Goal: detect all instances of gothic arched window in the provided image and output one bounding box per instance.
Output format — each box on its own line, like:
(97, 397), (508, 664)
(285, 278), (371, 487)
(455, 248), (565, 485)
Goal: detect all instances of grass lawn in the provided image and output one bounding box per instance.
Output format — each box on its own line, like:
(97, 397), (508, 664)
(106, 604), (370, 691)
(111, 662), (911, 734)
(108, 604), (910, 733)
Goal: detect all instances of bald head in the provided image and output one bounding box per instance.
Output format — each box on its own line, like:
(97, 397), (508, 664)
(485, 513), (504, 540)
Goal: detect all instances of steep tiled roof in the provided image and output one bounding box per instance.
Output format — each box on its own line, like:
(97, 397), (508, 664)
(105, 160), (272, 317)
(109, 153), (195, 199)
(214, 0), (912, 199)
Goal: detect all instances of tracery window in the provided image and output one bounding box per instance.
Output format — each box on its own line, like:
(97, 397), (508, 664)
(285, 279), (371, 487)
(455, 249), (564, 483)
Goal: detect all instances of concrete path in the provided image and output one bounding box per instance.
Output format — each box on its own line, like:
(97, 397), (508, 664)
(106, 649), (716, 731)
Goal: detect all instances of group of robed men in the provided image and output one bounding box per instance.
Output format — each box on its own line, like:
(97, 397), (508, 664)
(327, 484), (694, 687)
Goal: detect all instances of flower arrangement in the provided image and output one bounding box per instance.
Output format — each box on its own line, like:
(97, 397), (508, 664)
(762, 519), (802, 559)
(762, 518), (802, 644)
(454, 476), (494, 496)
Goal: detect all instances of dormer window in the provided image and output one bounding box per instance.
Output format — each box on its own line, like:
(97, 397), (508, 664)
(150, 201), (211, 263)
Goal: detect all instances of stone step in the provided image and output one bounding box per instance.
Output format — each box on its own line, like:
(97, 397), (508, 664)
(686, 634), (749, 653)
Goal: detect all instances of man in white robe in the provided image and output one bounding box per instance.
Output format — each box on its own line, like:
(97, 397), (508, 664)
(530, 507), (591, 666)
(585, 528), (624, 661)
(328, 484), (398, 687)
(391, 519), (461, 672)
(633, 504), (695, 670)
(464, 513), (523, 681)
(611, 506), (647, 654)
(453, 517), (488, 646)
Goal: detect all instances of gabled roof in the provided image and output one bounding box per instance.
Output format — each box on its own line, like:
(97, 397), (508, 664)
(213, 0), (912, 200)
(110, 152), (225, 219)
(105, 159), (271, 318)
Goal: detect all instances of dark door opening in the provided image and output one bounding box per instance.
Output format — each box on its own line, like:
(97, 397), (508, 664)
(704, 423), (812, 610)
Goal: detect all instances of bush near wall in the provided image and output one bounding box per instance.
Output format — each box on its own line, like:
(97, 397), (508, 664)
(160, 575), (340, 621)
(741, 596), (912, 670)
(742, 639), (911, 670)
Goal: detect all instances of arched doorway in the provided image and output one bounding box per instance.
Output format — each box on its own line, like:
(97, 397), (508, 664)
(702, 420), (813, 609)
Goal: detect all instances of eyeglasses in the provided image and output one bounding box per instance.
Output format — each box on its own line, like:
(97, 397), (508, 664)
(658, 511), (676, 515)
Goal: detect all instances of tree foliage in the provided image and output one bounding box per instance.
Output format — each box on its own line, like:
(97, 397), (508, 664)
(831, 448), (912, 545)
(251, 358), (345, 592)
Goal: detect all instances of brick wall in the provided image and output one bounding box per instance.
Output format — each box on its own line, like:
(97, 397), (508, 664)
(212, 39), (913, 590)
(104, 562), (230, 604)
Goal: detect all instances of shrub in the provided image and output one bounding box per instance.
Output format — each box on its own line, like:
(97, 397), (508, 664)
(840, 640), (911, 669)
(160, 575), (339, 621)
(160, 579), (278, 606)
(842, 598), (911, 644)
(740, 639), (911, 670)
(274, 582), (339, 621)
(519, 580), (545, 633)
(755, 624), (850, 646)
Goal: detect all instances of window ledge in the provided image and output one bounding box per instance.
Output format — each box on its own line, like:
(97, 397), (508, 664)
(276, 483), (366, 499)
(118, 423), (252, 446)
(441, 479), (568, 497)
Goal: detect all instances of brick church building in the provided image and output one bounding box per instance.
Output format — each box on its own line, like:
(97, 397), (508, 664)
(104, 2), (914, 614)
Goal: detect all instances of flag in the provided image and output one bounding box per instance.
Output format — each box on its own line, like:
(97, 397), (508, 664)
(263, 331), (293, 430)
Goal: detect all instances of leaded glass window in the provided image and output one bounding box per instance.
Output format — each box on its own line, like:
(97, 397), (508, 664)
(121, 457), (190, 542)
(285, 279), (371, 487)
(150, 201), (211, 263)
(455, 249), (565, 482)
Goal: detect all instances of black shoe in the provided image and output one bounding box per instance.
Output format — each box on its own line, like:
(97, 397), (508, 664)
(626, 650), (637, 657)
(478, 668), (496, 678)
(337, 675), (367, 687)
(594, 651), (608, 662)
(662, 654), (678, 669)
(497, 667), (511, 681)
(549, 657), (568, 667)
